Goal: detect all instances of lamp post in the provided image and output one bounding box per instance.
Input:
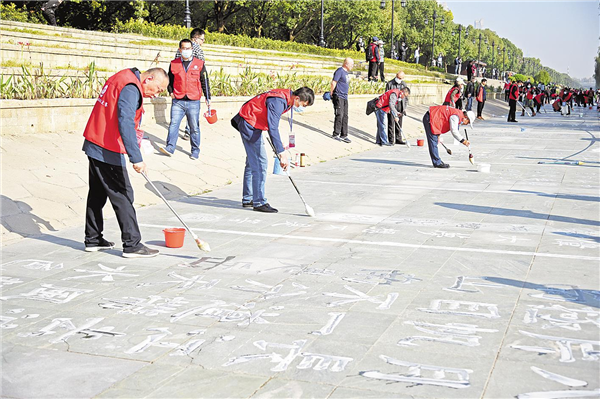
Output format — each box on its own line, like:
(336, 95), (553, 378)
(319, 0), (325, 47)
(491, 41), (495, 76)
(452, 24), (464, 62)
(380, 0), (408, 59)
(425, 10), (444, 67)
(477, 33), (482, 76)
(502, 47), (506, 79)
(183, 0), (191, 28)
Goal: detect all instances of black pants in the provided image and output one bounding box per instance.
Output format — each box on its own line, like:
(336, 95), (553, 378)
(505, 91), (509, 102)
(378, 62), (385, 82)
(368, 62), (378, 81)
(85, 157), (142, 252)
(508, 99), (517, 121)
(477, 100), (485, 117)
(387, 112), (403, 143)
(43, 8), (57, 26)
(332, 95), (349, 138)
(535, 100), (542, 113)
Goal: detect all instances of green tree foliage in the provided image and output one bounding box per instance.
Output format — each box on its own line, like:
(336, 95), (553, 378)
(535, 70), (551, 85)
(595, 48), (600, 89)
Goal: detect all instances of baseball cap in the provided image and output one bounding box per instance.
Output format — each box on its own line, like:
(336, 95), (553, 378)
(465, 111), (475, 129)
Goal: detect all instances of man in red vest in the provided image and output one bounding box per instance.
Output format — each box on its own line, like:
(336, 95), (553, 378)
(373, 87), (411, 146)
(367, 37), (381, 82)
(159, 39), (210, 159)
(422, 105), (474, 168)
(82, 67), (168, 257)
(476, 78), (487, 120)
(507, 80), (522, 122)
(231, 87), (314, 213)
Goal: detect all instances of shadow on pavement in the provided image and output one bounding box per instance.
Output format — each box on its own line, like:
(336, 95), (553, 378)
(435, 202), (600, 227)
(483, 277), (600, 308)
(509, 190), (600, 203)
(352, 158), (432, 168)
(552, 231), (600, 243)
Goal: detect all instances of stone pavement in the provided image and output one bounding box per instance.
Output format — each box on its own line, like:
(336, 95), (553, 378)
(1, 95), (502, 246)
(1, 103), (599, 398)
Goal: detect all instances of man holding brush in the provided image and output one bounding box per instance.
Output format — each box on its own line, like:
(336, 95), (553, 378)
(231, 87), (314, 213)
(82, 67), (168, 258)
(422, 105), (474, 169)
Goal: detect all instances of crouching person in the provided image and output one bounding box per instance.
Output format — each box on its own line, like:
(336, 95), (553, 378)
(422, 105), (474, 168)
(374, 87), (410, 146)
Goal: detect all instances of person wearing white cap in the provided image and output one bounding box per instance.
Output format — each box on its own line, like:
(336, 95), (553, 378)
(377, 40), (386, 82)
(421, 105), (474, 168)
(443, 77), (465, 108)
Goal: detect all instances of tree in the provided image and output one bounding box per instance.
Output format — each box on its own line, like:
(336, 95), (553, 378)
(535, 70), (550, 85)
(594, 48), (600, 89)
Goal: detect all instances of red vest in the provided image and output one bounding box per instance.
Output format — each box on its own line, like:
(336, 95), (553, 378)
(375, 89), (404, 113)
(83, 69), (144, 153)
(171, 58), (204, 100)
(526, 90), (533, 100)
(369, 43), (378, 62)
(509, 83), (520, 100)
(564, 92), (573, 101)
(239, 89), (293, 131)
(429, 105), (464, 135)
(504, 82), (510, 90)
(534, 93), (543, 103)
(444, 86), (461, 105)
(476, 86), (484, 102)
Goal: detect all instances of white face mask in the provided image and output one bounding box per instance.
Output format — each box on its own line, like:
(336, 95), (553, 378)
(395, 77), (402, 84)
(181, 49), (193, 59)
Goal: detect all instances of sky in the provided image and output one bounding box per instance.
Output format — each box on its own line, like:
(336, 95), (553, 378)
(440, 0), (599, 79)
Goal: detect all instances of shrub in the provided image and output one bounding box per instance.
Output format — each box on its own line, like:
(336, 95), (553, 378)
(0, 3), (44, 24)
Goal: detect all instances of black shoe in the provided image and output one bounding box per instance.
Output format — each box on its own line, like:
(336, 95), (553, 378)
(341, 137), (352, 143)
(253, 203), (278, 213)
(395, 140), (406, 145)
(383, 143), (393, 146)
(433, 163), (450, 169)
(242, 201), (254, 208)
(508, 120), (518, 123)
(122, 245), (159, 258)
(85, 238), (115, 252)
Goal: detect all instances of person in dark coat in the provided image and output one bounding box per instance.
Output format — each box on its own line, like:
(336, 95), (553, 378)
(476, 78), (487, 119)
(41, 0), (64, 26)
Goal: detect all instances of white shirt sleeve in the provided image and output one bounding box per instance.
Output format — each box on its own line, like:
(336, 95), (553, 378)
(445, 115), (464, 142)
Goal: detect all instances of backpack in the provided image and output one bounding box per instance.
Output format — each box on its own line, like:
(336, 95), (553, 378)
(366, 96), (379, 115)
(365, 43), (374, 62)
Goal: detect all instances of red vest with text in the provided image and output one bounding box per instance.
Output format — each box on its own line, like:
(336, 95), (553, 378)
(239, 89), (292, 131)
(83, 69), (144, 153)
(375, 89), (404, 113)
(429, 105), (464, 135)
(170, 58), (204, 100)
(509, 83), (520, 100)
(444, 86), (461, 105)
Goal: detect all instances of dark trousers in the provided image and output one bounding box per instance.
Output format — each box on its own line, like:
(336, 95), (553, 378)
(368, 62), (378, 81)
(504, 91), (509, 102)
(387, 113), (403, 143)
(85, 157), (142, 252)
(477, 100), (485, 117)
(508, 99), (517, 121)
(378, 62), (385, 82)
(43, 8), (57, 26)
(535, 100), (542, 113)
(332, 95), (349, 138)
(423, 112), (443, 166)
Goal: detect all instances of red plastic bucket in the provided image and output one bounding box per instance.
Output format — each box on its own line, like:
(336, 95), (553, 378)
(204, 108), (218, 124)
(417, 139), (425, 146)
(163, 228), (185, 248)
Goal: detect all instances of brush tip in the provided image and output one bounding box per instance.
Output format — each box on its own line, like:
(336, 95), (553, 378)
(305, 205), (316, 217)
(195, 238), (211, 252)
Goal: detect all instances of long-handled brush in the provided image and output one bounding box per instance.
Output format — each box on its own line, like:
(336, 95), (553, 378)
(517, 100), (532, 116)
(465, 129), (474, 165)
(266, 137), (316, 217)
(141, 172), (211, 251)
(439, 139), (452, 155)
(400, 128), (410, 148)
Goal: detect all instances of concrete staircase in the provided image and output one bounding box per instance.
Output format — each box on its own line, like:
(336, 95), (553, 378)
(0, 20), (443, 83)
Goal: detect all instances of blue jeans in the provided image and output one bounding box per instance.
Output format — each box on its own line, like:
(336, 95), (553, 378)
(422, 111), (443, 166)
(375, 108), (389, 145)
(241, 134), (268, 207)
(466, 96), (473, 111)
(166, 99), (201, 158)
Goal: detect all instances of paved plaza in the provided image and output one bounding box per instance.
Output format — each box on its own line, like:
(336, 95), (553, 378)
(1, 103), (599, 398)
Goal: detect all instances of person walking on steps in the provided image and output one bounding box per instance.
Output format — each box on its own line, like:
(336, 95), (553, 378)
(422, 105), (474, 169)
(330, 58), (354, 143)
(82, 67), (168, 258)
(385, 71), (409, 145)
(443, 77), (464, 108)
(41, 0), (63, 26)
(476, 78), (487, 120)
(159, 39), (210, 160)
(367, 37), (381, 81)
(373, 87), (411, 146)
(507, 80), (521, 122)
(231, 87), (315, 213)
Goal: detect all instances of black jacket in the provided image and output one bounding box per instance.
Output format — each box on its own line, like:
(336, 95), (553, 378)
(385, 79), (408, 113)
